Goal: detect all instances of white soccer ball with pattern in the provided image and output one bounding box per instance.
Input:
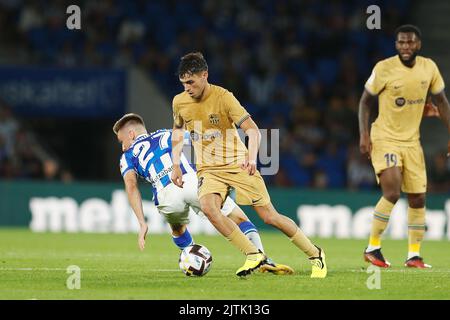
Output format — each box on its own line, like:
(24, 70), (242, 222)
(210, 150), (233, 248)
(179, 244), (213, 276)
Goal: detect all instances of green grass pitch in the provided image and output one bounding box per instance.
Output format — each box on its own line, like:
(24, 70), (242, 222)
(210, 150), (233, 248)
(0, 228), (449, 300)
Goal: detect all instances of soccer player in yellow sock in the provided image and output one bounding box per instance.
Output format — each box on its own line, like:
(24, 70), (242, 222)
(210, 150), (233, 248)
(171, 52), (327, 277)
(406, 206), (431, 268)
(364, 197), (394, 267)
(359, 24), (449, 268)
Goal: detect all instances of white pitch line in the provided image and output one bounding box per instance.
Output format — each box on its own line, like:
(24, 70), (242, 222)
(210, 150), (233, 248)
(0, 267), (181, 272)
(349, 269), (450, 273)
(2, 267), (449, 274)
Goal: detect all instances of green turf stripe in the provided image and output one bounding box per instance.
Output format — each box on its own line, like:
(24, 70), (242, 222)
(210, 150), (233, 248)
(2, 229), (450, 299)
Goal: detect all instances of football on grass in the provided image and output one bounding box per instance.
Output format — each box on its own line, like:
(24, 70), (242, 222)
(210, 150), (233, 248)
(179, 244), (213, 276)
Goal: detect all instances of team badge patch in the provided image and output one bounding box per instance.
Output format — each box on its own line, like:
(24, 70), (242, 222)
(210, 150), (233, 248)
(421, 80), (428, 89)
(209, 114), (220, 125)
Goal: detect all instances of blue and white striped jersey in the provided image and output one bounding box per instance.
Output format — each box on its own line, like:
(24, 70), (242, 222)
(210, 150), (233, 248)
(119, 129), (195, 204)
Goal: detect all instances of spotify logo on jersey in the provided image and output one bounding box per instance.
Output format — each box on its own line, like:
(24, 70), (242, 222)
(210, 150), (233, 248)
(395, 97), (406, 107)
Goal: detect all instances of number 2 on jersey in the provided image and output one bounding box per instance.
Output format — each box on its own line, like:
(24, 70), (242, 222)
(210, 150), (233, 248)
(133, 141), (154, 168)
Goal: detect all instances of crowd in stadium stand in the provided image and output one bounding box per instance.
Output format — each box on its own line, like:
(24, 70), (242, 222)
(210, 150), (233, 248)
(0, 102), (73, 182)
(0, 0), (448, 191)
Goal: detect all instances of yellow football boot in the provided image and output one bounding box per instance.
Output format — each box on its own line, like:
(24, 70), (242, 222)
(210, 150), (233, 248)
(236, 251), (266, 277)
(309, 246), (327, 278)
(259, 258), (294, 275)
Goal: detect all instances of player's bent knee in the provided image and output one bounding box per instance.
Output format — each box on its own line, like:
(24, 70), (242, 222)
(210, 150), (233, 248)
(261, 212), (280, 226)
(408, 194), (426, 208)
(255, 205), (280, 226)
(228, 213), (247, 225)
(200, 203), (220, 218)
(384, 191), (401, 204)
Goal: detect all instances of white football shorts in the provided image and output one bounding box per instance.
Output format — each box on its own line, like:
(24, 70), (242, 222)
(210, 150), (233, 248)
(156, 172), (237, 225)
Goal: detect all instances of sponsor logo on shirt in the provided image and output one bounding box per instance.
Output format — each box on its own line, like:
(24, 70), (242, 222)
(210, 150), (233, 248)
(395, 97), (406, 107)
(394, 97), (425, 107)
(407, 98), (425, 105)
(190, 130), (222, 142)
(149, 166), (173, 186)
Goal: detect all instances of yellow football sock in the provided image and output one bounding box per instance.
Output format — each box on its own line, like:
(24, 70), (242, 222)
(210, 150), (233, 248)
(369, 197), (395, 248)
(290, 228), (319, 258)
(226, 226), (259, 255)
(408, 207), (426, 256)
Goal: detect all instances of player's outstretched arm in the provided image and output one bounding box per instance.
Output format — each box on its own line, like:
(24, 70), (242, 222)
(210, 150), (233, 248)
(358, 89), (376, 159)
(123, 170), (148, 250)
(432, 90), (450, 156)
(239, 117), (261, 175)
(171, 126), (185, 187)
(171, 98), (185, 187)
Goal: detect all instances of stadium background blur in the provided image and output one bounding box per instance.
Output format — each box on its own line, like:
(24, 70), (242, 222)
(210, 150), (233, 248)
(0, 0), (448, 225)
(0, 1), (449, 301)
(0, 0), (448, 192)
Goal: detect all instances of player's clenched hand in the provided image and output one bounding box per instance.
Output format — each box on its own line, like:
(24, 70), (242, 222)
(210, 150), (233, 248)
(241, 159), (256, 175)
(447, 139), (450, 157)
(423, 102), (440, 117)
(171, 165), (184, 187)
(359, 133), (372, 159)
(138, 223), (148, 251)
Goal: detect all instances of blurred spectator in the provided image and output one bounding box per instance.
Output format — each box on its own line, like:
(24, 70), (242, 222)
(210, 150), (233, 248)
(316, 142), (347, 188)
(0, 103), (18, 158)
(312, 169), (328, 189)
(118, 18), (146, 45)
(0, 103), (73, 182)
(427, 152), (450, 193)
(0, 134), (5, 156)
(1, 0), (432, 191)
(248, 65), (276, 106)
(347, 146), (376, 190)
(18, 1), (44, 33)
(112, 44), (134, 68)
(324, 95), (355, 145)
(56, 41), (78, 67)
(42, 158), (73, 183)
(271, 167), (294, 187)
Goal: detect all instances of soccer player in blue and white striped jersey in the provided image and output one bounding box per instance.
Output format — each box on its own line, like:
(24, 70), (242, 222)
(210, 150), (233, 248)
(113, 113), (293, 275)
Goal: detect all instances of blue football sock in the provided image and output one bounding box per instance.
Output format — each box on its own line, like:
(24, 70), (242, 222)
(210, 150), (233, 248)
(172, 229), (194, 250)
(239, 221), (264, 253)
(239, 221), (258, 235)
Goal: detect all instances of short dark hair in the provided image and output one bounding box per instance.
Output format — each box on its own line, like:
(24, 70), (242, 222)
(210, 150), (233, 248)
(395, 24), (422, 40)
(177, 52), (208, 78)
(113, 113), (145, 134)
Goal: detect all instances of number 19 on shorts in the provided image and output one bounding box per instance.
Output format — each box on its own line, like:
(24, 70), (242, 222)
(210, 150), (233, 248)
(384, 153), (398, 167)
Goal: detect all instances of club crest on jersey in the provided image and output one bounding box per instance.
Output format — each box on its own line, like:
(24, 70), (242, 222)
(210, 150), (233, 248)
(395, 97), (405, 107)
(421, 80), (428, 89)
(209, 114), (220, 125)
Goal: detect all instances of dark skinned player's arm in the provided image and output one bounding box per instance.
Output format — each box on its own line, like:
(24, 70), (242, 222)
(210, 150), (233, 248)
(358, 89), (377, 156)
(432, 90), (450, 155)
(432, 90), (450, 132)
